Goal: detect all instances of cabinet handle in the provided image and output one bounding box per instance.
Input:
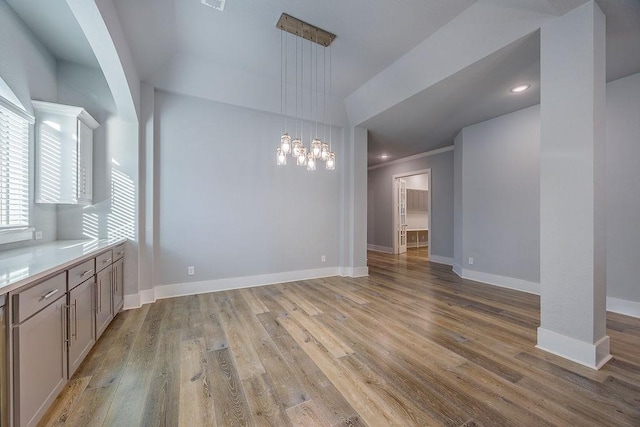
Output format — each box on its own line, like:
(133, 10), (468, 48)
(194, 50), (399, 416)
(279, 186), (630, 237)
(113, 266), (117, 292)
(95, 281), (100, 313)
(66, 303), (73, 348)
(81, 269), (93, 277)
(42, 289), (59, 300)
(103, 258), (112, 264)
(73, 300), (78, 341)
(116, 251), (124, 256)
(63, 303), (69, 345)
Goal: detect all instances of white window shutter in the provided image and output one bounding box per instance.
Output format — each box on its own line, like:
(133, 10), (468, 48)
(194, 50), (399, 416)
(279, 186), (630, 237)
(0, 104), (30, 228)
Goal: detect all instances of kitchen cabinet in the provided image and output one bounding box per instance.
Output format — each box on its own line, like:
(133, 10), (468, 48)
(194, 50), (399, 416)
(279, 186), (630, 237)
(12, 273), (68, 427)
(112, 258), (124, 314)
(67, 278), (96, 377)
(32, 101), (99, 205)
(76, 121), (93, 203)
(407, 229), (428, 248)
(0, 295), (7, 427)
(95, 265), (113, 340)
(406, 189), (428, 211)
(5, 240), (126, 427)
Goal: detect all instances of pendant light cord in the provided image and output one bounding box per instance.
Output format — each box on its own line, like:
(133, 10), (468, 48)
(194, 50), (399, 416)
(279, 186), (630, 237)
(280, 29), (284, 135)
(315, 29), (319, 139)
(329, 43), (332, 151)
(284, 28), (288, 133)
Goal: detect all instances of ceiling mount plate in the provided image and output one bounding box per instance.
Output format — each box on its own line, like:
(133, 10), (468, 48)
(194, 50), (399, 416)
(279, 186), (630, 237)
(202, 0), (226, 11)
(276, 13), (336, 47)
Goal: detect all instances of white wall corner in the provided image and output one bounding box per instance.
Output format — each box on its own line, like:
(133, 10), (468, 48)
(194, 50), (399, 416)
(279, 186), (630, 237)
(367, 244), (394, 254)
(429, 255), (454, 266)
(460, 268), (540, 295)
(536, 327), (612, 370)
(607, 297), (640, 319)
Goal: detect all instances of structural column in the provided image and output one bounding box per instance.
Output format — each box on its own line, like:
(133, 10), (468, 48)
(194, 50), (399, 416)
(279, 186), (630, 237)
(538, 1), (609, 369)
(341, 126), (368, 277)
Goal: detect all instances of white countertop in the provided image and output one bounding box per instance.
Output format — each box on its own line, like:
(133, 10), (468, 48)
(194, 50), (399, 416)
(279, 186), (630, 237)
(406, 228), (428, 232)
(0, 239), (125, 294)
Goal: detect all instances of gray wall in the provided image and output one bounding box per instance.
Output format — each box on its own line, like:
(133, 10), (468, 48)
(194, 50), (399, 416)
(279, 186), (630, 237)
(367, 149), (454, 259)
(459, 105), (540, 282)
(606, 72), (640, 302)
(56, 61), (119, 240)
(155, 91), (342, 286)
(0, 0), (57, 250)
(453, 131), (463, 270)
(454, 72), (640, 303)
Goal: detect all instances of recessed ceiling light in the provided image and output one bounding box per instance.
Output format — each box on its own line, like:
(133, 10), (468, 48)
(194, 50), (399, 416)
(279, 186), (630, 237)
(510, 84), (530, 93)
(380, 154), (389, 159)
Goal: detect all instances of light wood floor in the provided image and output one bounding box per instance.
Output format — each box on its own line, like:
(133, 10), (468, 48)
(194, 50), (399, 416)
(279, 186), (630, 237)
(40, 251), (640, 426)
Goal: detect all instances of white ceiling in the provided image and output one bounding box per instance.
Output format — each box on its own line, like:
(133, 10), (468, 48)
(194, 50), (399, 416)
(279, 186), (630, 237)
(7, 0), (640, 166)
(364, 31), (542, 164)
(7, 0), (98, 69)
(112, 0), (479, 97)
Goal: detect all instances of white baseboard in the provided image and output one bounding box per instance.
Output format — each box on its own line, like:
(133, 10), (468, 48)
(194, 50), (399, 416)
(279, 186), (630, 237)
(537, 327), (612, 370)
(429, 255), (453, 266)
(458, 268), (540, 295)
(123, 288), (156, 310)
(122, 266), (368, 309)
(140, 288), (156, 305)
(607, 297), (640, 318)
(123, 293), (140, 310)
(155, 267), (341, 300)
(367, 244), (394, 254)
(452, 263), (462, 277)
(341, 266), (369, 277)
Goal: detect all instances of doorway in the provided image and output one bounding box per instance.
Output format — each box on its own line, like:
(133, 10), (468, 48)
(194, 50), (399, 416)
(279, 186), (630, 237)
(392, 169), (431, 259)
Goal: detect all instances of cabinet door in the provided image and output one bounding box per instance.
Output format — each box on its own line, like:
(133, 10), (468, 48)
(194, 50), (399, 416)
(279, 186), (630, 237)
(95, 266), (113, 340)
(406, 189), (414, 210)
(112, 258), (124, 314)
(13, 296), (67, 427)
(68, 278), (96, 377)
(34, 113), (78, 204)
(76, 120), (93, 204)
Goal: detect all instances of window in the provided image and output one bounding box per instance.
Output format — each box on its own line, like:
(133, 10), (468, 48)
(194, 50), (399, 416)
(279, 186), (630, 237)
(0, 101), (30, 230)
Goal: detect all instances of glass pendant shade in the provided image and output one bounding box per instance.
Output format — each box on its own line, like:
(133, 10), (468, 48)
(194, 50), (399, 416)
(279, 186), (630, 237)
(297, 147), (307, 166)
(311, 139), (322, 158)
(306, 152), (316, 170)
(320, 142), (330, 161)
(291, 138), (303, 157)
(276, 147), (287, 165)
(326, 151), (335, 170)
(281, 133), (292, 154)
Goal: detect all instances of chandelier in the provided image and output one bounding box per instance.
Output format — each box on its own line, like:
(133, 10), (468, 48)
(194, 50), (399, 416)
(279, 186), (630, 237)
(276, 14), (336, 171)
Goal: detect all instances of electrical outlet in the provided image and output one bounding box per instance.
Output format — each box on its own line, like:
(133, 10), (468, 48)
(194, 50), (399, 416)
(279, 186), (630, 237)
(468, 257), (474, 265)
(321, 255), (326, 263)
(35, 231), (43, 240)
(188, 266), (195, 275)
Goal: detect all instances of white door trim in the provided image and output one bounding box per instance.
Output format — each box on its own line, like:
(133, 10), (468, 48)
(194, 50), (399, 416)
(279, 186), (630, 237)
(391, 169), (431, 257)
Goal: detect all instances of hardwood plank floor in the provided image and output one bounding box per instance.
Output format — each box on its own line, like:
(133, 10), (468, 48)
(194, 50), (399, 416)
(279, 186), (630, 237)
(39, 251), (640, 426)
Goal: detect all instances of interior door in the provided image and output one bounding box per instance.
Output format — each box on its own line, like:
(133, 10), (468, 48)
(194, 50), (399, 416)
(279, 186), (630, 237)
(397, 178), (407, 254)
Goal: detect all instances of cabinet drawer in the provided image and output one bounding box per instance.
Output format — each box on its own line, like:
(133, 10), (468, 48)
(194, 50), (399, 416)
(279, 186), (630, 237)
(113, 243), (125, 261)
(68, 259), (95, 291)
(95, 250), (113, 272)
(13, 272), (66, 323)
